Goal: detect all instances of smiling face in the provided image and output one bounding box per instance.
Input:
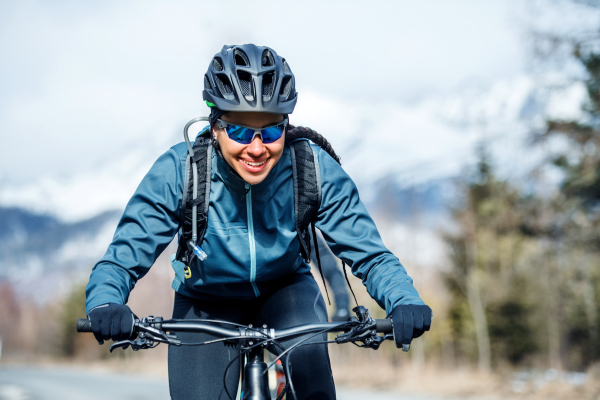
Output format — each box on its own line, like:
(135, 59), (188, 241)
(213, 111), (286, 185)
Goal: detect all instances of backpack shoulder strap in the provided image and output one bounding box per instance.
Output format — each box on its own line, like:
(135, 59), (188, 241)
(289, 139), (321, 262)
(176, 133), (212, 263)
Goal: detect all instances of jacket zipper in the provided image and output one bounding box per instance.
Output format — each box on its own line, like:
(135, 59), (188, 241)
(245, 183), (260, 297)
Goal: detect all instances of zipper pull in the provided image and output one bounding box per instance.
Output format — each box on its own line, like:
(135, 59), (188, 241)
(244, 182), (251, 195)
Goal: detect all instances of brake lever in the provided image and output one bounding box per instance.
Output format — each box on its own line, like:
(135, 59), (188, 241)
(109, 340), (132, 352)
(139, 324), (181, 345)
(335, 306), (396, 350)
(109, 337), (149, 352)
(334, 321), (373, 344)
(383, 333), (394, 341)
(137, 316), (182, 346)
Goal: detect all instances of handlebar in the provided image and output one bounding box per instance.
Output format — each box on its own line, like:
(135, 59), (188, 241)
(77, 318), (93, 333)
(76, 318), (393, 336)
(77, 305), (401, 352)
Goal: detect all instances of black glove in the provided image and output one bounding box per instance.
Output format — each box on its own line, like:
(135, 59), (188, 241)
(391, 304), (432, 350)
(88, 303), (136, 344)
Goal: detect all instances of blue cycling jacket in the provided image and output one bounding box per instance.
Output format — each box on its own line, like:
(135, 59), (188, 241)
(85, 130), (424, 315)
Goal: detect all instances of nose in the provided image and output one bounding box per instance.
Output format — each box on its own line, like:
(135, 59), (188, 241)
(246, 135), (266, 157)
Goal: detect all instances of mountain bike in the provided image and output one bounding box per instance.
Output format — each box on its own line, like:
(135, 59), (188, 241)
(77, 306), (399, 400)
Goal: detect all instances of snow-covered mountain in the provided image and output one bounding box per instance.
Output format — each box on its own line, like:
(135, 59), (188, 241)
(0, 206), (121, 302)
(0, 72), (586, 302)
(0, 73), (583, 222)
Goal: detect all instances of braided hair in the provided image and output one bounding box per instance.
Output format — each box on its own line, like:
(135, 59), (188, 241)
(286, 125), (341, 165)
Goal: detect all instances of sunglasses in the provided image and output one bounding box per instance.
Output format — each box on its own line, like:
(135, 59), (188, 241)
(216, 119), (288, 144)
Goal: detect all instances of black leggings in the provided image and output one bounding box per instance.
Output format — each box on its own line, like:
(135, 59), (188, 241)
(168, 273), (336, 399)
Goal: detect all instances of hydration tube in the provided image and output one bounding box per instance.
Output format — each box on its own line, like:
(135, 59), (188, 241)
(183, 116), (210, 261)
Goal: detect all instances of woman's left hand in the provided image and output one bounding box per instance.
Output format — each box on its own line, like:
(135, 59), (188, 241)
(390, 304), (432, 350)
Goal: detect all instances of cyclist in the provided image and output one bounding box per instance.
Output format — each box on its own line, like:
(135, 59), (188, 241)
(85, 44), (432, 400)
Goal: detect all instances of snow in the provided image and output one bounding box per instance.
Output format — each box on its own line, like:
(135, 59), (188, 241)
(0, 72), (589, 222)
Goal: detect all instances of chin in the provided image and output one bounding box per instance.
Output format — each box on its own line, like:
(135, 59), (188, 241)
(242, 173), (268, 185)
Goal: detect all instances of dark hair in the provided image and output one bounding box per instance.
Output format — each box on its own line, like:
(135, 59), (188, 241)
(287, 125), (341, 165)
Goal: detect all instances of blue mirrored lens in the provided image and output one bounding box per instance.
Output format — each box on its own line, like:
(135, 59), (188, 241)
(226, 126), (255, 143)
(260, 126), (285, 143)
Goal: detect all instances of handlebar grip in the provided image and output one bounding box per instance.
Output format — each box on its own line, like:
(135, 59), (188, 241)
(375, 319), (393, 334)
(77, 318), (92, 333)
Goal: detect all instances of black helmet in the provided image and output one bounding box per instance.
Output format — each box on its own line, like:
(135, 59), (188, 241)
(203, 44), (297, 114)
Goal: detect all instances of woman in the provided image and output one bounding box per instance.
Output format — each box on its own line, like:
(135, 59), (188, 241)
(85, 44), (432, 399)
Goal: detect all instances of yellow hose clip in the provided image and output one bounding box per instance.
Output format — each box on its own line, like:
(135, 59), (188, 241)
(184, 266), (192, 279)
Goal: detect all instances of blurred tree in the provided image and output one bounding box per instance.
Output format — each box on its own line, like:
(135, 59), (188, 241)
(59, 281), (87, 357)
(488, 298), (537, 364)
(0, 283), (21, 357)
(544, 52), (600, 366)
(529, 0), (600, 367)
(444, 146), (537, 370)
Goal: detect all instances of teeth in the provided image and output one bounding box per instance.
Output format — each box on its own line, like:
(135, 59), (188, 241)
(243, 160), (266, 167)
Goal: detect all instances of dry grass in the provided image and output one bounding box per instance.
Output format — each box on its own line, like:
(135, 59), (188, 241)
(330, 350), (600, 400)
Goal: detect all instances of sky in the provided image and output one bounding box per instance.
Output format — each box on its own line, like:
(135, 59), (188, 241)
(0, 0), (594, 220)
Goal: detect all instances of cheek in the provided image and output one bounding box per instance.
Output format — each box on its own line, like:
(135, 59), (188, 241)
(218, 135), (244, 158)
(267, 143), (285, 161)
(266, 135), (285, 159)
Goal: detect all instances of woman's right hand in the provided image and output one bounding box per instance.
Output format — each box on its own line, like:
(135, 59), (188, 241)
(88, 303), (136, 344)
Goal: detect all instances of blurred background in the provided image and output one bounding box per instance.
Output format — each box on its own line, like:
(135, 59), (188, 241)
(2, 0), (600, 398)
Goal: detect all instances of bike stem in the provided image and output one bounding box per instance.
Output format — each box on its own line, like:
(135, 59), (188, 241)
(242, 345), (271, 400)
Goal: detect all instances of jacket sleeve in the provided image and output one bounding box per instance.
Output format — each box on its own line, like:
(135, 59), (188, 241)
(85, 147), (184, 314)
(313, 145), (424, 315)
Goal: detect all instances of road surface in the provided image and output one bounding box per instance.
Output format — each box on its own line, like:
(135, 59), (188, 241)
(0, 365), (443, 400)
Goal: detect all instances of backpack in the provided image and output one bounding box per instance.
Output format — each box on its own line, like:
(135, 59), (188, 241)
(174, 132), (322, 272)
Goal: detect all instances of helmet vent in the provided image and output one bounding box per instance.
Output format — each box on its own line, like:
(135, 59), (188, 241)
(234, 49), (250, 67)
(280, 76), (292, 98)
(205, 44), (297, 112)
(213, 57), (224, 72)
(215, 73), (234, 99)
(237, 70), (254, 100)
(262, 72), (275, 99)
(262, 50), (274, 67)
